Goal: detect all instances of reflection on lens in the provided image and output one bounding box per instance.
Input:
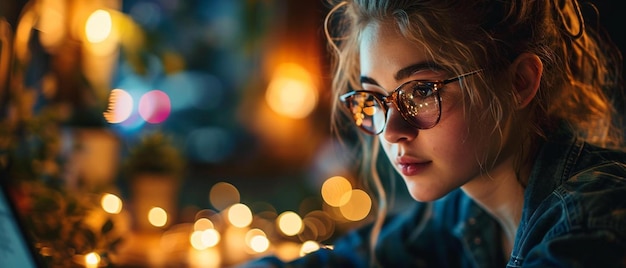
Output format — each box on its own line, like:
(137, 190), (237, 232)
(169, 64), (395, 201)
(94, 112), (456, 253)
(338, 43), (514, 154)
(344, 92), (390, 135)
(362, 106), (376, 116)
(399, 89), (439, 129)
(372, 109), (386, 134)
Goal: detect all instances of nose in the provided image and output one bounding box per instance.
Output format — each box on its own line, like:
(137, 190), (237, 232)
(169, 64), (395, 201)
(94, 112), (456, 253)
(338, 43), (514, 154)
(381, 105), (418, 143)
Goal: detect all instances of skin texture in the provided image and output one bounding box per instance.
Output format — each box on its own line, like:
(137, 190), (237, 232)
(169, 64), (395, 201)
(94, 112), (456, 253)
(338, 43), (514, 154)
(359, 21), (543, 254)
(359, 21), (493, 202)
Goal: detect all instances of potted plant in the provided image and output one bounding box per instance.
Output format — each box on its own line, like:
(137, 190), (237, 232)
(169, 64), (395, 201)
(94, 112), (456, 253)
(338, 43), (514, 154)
(123, 131), (185, 232)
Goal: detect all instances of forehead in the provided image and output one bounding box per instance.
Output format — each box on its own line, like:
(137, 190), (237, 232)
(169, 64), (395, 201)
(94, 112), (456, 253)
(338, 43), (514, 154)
(359, 22), (432, 82)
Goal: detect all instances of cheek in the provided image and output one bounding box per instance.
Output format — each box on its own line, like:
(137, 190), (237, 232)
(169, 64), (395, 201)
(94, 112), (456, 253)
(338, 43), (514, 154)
(431, 109), (488, 168)
(432, 126), (475, 163)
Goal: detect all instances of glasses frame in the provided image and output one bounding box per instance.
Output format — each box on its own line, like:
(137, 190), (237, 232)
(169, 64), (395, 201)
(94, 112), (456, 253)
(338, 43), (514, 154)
(340, 69), (482, 135)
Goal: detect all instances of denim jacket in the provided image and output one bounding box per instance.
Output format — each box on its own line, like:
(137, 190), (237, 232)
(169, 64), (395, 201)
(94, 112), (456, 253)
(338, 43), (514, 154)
(242, 129), (626, 268)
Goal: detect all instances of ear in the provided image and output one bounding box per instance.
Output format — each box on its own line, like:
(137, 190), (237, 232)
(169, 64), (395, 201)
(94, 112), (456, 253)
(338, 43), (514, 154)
(510, 53), (542, 109)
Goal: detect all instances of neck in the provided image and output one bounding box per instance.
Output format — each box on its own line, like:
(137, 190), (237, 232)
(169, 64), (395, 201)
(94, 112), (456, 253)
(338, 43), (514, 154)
(461, 156), (528, 251)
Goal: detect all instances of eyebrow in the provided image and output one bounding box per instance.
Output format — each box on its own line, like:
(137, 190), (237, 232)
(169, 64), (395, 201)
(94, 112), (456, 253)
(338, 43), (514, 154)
(360, 62), (444, 86)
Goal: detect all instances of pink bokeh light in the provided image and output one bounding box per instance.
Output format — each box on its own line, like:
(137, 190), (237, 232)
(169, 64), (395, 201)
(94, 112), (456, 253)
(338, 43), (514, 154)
(139, 90), (171, 124)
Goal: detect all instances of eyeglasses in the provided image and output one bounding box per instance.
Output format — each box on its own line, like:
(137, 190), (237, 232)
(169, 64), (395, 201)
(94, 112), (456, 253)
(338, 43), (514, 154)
(339, 70), (482, 135)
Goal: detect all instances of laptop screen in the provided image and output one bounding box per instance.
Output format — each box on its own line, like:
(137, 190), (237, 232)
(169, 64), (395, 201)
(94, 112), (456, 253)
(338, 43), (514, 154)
(0, 183), (41, 268)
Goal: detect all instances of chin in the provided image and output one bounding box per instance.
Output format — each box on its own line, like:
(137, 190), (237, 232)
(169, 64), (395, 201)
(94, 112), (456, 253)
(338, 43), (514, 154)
(407, 188), (448, 202)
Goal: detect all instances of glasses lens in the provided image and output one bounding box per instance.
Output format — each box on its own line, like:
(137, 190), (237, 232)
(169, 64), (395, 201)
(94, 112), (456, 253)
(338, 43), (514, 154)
(344, 92), (386, 135)
(397, 81), (440, 129)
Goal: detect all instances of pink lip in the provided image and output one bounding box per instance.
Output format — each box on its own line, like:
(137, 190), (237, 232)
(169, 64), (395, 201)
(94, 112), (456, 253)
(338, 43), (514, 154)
(396, 156), (431, 176)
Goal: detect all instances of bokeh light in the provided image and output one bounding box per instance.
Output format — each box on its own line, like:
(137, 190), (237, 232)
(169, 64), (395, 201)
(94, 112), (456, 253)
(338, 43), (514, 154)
(245, 229), (269, 253)
(227, 203), (252, 228)
(101, 193), (123, 214)
(190, 229), (220, 250)
(209, 182), (240, 211)
(202, 229), (221, 248)
(113, 73), (154, 131)
(339, 189), (372, 221)
(194, 218), (214, 231)
(321, 176), (353, 207)
(265, 63), (318, 119)
(190, 231), (206, 250)
(187, 246), (221, 267)
(277, 211), (303, 236)
(5, 0), (365, 266)
(85, 252), (101, 267)
(85, 9), (112, 43)
(195, 209), (222, 226)
(38, 0), (66, 51)
(303, 210), (334, 241)
(139, 90), (171, 124)
(148, 207), (168, 227)
(249, 235), (270, 253)
(299, 241), (321, 256)
(104, 89), (134, 123)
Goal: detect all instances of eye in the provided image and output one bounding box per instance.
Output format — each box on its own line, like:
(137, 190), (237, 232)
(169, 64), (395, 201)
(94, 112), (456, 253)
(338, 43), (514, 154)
(410, 82), (435, 98)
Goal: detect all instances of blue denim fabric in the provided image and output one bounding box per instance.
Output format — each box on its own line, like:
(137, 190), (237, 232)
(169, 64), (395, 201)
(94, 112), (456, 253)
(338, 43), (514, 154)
(241, 129), (626, 268)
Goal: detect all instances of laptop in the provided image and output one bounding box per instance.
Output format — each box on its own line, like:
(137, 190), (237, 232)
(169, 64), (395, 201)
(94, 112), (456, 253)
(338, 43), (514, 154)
(0, 179), (46, 267)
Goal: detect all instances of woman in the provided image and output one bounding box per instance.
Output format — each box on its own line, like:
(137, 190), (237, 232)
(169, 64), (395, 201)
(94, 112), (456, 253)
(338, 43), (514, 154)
(243, 0), (626, 267)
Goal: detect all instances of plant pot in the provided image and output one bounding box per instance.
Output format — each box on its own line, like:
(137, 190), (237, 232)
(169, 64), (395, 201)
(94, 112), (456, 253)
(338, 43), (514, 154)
(130, 173), (181, 232)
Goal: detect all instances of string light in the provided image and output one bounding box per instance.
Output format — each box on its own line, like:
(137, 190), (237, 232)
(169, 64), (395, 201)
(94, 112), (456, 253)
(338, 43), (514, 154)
(101, 193), (123, 214)
(148, 207), (168, 227)
(277, 211), (303, 236)
(227, 203), (252, 228)
(85, 252), (101, 268)
(85, 9), (112, 43)
(299, 241), (321, 256)
(321, 176), (352, 207)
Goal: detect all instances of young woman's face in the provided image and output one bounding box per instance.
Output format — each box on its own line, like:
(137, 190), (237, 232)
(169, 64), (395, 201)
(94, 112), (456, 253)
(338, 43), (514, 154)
(359, 22), (498, 202)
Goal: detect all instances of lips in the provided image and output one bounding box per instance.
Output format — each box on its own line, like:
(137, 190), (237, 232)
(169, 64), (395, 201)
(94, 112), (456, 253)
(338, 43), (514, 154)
(396, 156), (431, 176)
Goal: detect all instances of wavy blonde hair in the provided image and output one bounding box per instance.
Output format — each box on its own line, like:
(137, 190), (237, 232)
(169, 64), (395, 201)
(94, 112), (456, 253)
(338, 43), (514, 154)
(324, 0), (623, 263)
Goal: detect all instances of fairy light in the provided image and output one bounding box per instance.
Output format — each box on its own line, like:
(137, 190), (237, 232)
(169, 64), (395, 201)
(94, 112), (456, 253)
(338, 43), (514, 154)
(321, 176), (352, 207)
(277, 211), (303, 236)
(265, 63), (318, 119)
(209, 182), (240, 211)
(100, 193), (122, 214)
(85, 252), (100, 268)
(300, 241), (321, 256)
(339, 189), (372, 221)
(200, 229), (220, 248)
(148, 207), (167, 227)
(227, 203), (252, 228)
(249, 235), (270, 253)
(103, 89), (133, 123)
(194, 218), (214, 231)
(85, 9), (112, 43)
(245, 229), (270, 253)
